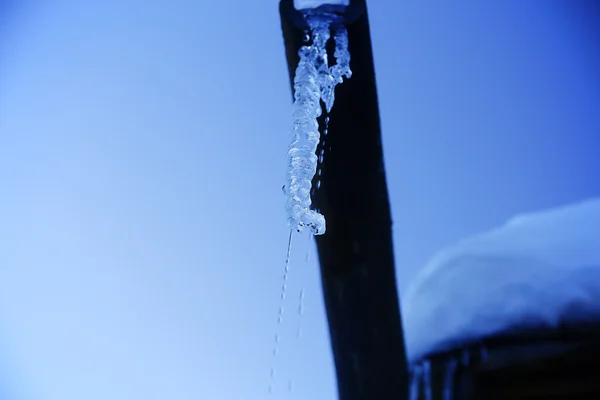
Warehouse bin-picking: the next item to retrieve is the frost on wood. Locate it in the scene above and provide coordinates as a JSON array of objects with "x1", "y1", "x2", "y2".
[
  {"x1": 402, "y1": 198, "x2": 600, "y2": 363},
  {"x1": 284, "y1": 14, "x2": 351, "y2": 235}
]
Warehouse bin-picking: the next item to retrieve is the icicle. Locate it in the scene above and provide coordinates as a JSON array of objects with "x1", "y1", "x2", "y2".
[
  {"x1": 423, "y1": 360, "x2": 433, "y2": 400},
  {"x1": 326, "y1": 24, "x2": 351, "y2": 112},
  {"x1": 479, "y1": 345, "x2": 489, "y2": 362},
  {"x1": 285, "y1": 39, "x2": 326, "y2": 235},
  {"x1": 409, "y1": 365, "x2": 423, "y2": 400},
  {"x1": 443, "y1": 358, "x2": 458, "y2": 400},
  {"x1": 310, "y1": 19, "x2": 335, "y2": 112},
  {"x1": 460, "y1": 349, "x2": 471, "y2": 366},
  {"x1": 284, "y1": 13, "x2": 351, "y2": 235}
]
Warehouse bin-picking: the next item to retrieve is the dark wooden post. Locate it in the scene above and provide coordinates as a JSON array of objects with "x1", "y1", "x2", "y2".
[{"x1": 279, "y1": 1, "x2": 409, "y2": 399}]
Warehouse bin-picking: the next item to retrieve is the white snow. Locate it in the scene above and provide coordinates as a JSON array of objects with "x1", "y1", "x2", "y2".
[
  {"x1": 402, "y1": 198, "x2": 600, "y2": 363},
  {"x1": 294, "y1": 0, "x2": 349, "y2": 10}
]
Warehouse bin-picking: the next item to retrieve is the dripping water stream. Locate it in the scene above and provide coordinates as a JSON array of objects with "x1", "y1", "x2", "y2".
[
  {"x1": 269, "y1": 230, "x2": 294, "y2": 394},
  {"x1": 269, "y1": 231, "x2": 313, "y2": 395}
]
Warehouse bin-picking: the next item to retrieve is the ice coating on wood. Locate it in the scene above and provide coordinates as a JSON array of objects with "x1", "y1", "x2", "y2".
[
  {"x1": 284, "y1": 15, "x2": 351, "y2": 235},
  {"x1": 402, "y1": 198, "x2": 600, "y2": 363}
]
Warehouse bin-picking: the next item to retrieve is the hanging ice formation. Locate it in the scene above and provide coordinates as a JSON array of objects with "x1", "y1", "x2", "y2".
[{"x1": 284, "y1": 13, "x2": 352, "y2": 235}]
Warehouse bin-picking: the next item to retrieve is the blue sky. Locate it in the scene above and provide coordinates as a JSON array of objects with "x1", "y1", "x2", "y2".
[{"x1": 0, "y1": 1, "x2": 598, "y2": 399}]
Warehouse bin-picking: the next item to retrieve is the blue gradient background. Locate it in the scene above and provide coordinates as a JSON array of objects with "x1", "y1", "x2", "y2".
[{"x1": 0, "y1": 0, "x2": 598, "y2": 399}]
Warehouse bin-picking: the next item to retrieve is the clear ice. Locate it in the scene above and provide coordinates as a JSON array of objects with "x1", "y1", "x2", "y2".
[{"x1": 284, "y1": 13, "x2": 351, "y2": 235}]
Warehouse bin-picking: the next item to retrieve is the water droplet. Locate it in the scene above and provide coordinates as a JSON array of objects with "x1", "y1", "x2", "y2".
[
  {"x1": 298, "y1": 290, "x2": 305, "y2": 315},
  {"x1": 306, "y1": 233, "x2": 312, "y2": 262}
]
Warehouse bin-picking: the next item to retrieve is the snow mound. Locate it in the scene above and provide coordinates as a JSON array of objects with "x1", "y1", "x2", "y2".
[{"x1": 402, "y1": 198, "x2": 600, "y2": 363}]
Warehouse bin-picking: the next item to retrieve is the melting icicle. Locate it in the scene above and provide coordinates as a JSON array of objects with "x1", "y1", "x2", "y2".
[
  {"x1": 284, "y1": 13, "x2": 351, "y2": 235},
  {"x1": 275, "y1": 8, "x2": 352, "y2": 396}
]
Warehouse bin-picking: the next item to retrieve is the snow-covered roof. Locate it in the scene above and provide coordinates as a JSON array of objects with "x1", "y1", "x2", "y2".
[
  {"x1": 293, "y1": 0, "x2": 349, "y2": 10},
  {"x1": 402, "y1": 198, "x2": 600, "y2": 363}
]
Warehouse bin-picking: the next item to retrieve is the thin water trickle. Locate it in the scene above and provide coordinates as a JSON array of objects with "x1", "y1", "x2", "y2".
[
  {"x1": 269, "y1": 230, "x2": 295, "y2": 394},
  {"x1": 306, "y1": 233, "x2": 313, "y2": 262},
  {"x1": 318, "y1": 115, "x2": 330, "y2": 164},
  {"x1": 268, "y1": 366, "x2": 276, "y2": 394}
]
